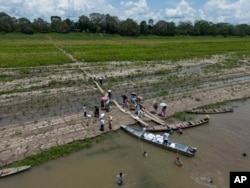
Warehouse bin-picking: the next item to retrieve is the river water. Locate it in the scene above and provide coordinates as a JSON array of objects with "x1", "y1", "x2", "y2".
[{"x1": 1, "y1": 100, "x2": 250, "y2": 188}]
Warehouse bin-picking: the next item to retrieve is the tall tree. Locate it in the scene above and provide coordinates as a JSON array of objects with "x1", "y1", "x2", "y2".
[
  {"x1": 140, "y1": 20, "x2": 149, "y2": 35},
  {"x1": 105, "y1": 14, "x2": 119, "y2": 34},
  {"x1": 193, "y1": 20, "x2": 213, "y2": 36},
  {"x1": 148, "y1": 19, "x2": 154, "y2": 28},
  {"x1": 118, "y1": 18, "x2": 139, "y2": 36},
  {"x1": 17, "y1": 17, "x2": 34, "y2": 34},
  {"x1": 148, "y1": 18, "x2": 154, "y2": 34},
  {"x1": 152, "y1": 20, "x2": 176, "y2": 36},
  {"x1": 235, "y1": 24, "x2": 250, "y2": 37},
  {"x1": 89, "y1": 13, "x2": 105, "y2": 32},
  {"x1": 50, "y1": 16, "x2": 62, "y2": 33},
  {"x1": 77, "y1": 15, "x2": 90, "y2": 32},
  {"x1": 211, "y1": 23, "x2": 231, "y2": 37},
  {"x1": 62, "y1": 18, "x2": 75, "y2": 32},
  {"x1": 177, "y1": 21, "x2": 194, "y2": 35},
  {"x1": 0, "y1": 12, "x2": 15, "y2": 33},
  {"x1": 32, "y1": 18, "x2": 50, "y2": 33}
]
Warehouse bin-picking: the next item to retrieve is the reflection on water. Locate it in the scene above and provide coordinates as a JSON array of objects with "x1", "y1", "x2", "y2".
[{"x1": 0, "y1": 100, "x2": 250, "y2": 188}]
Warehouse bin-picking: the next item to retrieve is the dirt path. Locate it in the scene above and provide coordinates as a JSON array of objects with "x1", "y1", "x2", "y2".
[{"x1": 1, "y1": 48, "x2": 250, "y2": 166}]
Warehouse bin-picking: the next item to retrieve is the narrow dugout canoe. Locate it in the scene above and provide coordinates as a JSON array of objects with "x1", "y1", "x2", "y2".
[
  {"x1": 185, "y1": 108, "x2": 233, "y2": 114},
  {"x1": 146, "y1": 117, "x2": 209, "y2": 132},
  {"x1": 0, "y1": 165, "x2": 31, "y2": 178}
]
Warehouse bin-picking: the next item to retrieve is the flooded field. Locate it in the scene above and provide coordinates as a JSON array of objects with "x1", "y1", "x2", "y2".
[{"x1": 0, "y1": 100, "x2": 249, "y2": 188}]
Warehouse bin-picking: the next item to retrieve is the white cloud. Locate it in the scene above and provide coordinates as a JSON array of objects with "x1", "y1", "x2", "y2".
[
  {"x1": 165, "y1": 0, "x2": 196, "y2": 22},
  {"x1": 203, "y1": 0, "x2": 250, "y2": 24},
  {"x1": 120, "y1": 0, "x2": 151, "y2": 20},
  {"x1": 1, "y1": 0, "x2": 114, "y2": 21},
  {"x1": 1, "y1": 0, "x2": 250, "y2": 24}
]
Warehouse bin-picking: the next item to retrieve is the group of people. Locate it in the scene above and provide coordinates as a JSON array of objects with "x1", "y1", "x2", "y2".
[
  {"x1": 82, "y1": 76, "x2": 115, "y2": 132},
  {"x1": 153, "y1": 101, "x2": 167, "y2": 117},
  {"x1": 92, "y1": 75, "x2": 103, "y2": 85},
  {"x1": 99, "y1": 113, "x2": 113, "y2": 131},
  {"x1": 135, "y1": 103, "x2": 145, "y2": 118},
  {"x1": 82, "y1": 92, "x2": 113, "y2": 132},
  {"x1": 121, "y1": 93, "x2": 146, "y2": 118},
  {"x1": 89, "y1": 76, "x2": 183, "y2": 186}
]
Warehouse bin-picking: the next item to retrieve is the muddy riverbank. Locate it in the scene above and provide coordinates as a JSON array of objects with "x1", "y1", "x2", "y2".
[{"x1": 1, "y1": 54, "x2": 250, "y2": 166}]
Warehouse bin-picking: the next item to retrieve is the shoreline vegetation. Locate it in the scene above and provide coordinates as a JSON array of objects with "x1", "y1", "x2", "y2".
[
  {"x1": 1, "y1": 12, "x2": 250, "y2": 37},
  {"x1": 1, "y1": 34, "x2": 250, "y2": 168},
  {"x1": 5, "y1": 139, "x2": 92, "y2": 168}
]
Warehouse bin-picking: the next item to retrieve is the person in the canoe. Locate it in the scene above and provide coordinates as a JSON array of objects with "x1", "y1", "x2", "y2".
[
  {"x1": 141, "y1": 127, "x2": 147, "y2": 137},
  {"x1": 163, "y1": 132, "x2": 169, "y2": 145},
  {"x1": 188, "y1": 147, "x2": 197, "y2": 153},
  {"x1": 116, "y1": 172, "x2": 127, "y2": 186}
]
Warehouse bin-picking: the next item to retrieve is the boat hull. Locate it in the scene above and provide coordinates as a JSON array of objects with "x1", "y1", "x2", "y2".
[
  {"x1": 0, "y1": 165, "x2": 31, "y2": 178},
  {"x1": 121, "y1": 125, "x2": 195, "y2": 157},
  {"x1": 146, "y1": 118, "x2": 209, "y2": 132},
  {"x1": 186, "y1": 108, "x2": 233, "y2": 114}
]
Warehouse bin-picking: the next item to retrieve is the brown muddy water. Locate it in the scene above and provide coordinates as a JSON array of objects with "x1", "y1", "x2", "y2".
[{"x1": 1, "y1": 100, "x2": 250, "y2": 188}]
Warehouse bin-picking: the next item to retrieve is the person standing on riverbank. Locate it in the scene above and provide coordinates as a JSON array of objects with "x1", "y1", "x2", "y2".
[
  {"x1": 100, "y1": 113, "x2": 105, "y2": 131},
  {"x1": 100, "y1": 118, "x2": 105, "y2": 131},
  {"x1": 83, "y1": 105, "x2": 87, "y2": 117},
  {"x1": 99, "y1": 77, "x2": 103, "y2": 85},
  {"x1": 94, "y1": 106, "x2": 100, "y2": 117},
  {"x1": 153, "y1": 101, "x2": 158, "y2": 114},
  {"x1": 161, "y1": 106, "x2": 167, "y2": 117},
  {"x1": 108, "y1": 115, "x2": 113, "y2": 129},
  {"x1": 108, "y1": 90, "x2": 112, "y2": 99}
]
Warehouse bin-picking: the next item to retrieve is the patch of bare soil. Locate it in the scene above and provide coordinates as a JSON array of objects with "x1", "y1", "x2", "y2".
[{"x1": 1, "y1": 54, "x2": 250, "y2": 166}]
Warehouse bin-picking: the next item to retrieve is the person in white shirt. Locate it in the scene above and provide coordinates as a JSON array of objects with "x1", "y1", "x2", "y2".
[
  {"x1": 116, "y1": 172, "x2": 127, "y2": 186},
  {"x1": 163, "y1": 133, "x2": 169, "y2": 145},
  {"x1": 100, "y1": 117, "x2": 105, "y2": 131}
]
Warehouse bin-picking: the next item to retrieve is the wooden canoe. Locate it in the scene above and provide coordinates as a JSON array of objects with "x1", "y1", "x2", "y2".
[
  {"x1": 121, "y1": 125, "x2": 196, "y2": 157},
  {"x1": 185, "y1": 107, "x2": 233, "y2": 114},
  {"x1": 146, "y1": 117, "x2": 209, "y2": 132},
  {"x1": 0, "y1": 165, "x2": 31, "y2": 178}
]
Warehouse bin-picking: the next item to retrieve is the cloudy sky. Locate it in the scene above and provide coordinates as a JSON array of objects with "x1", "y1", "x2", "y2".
[{"x1": 1, "y1": 0, "x2": 250, "y2": 24}]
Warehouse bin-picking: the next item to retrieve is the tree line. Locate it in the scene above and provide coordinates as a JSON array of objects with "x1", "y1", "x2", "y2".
[{"x1": 1, "y1": 12, "x2": 250, "y2": 37}]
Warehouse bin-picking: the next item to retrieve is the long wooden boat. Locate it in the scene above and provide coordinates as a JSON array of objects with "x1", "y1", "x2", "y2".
[
  {"x1": 121, "y1": 125, "x2": 196, "y2": 157},
  {"x1": 146, "y1": 117, "x2": 209, "y2": 132},
  {"x1": 185, "y1": 107, "x2": 233, "y2": 114},
  {"x1": 0, "y1": 165, "x2": 31, "y2": 178}
]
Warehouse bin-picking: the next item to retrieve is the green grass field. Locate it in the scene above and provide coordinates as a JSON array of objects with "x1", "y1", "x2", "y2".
[{"x1": 1, "y1": 33, "x2": 250, "y2": 67}]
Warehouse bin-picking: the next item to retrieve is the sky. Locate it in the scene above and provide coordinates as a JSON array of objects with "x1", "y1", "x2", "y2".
[{"x1": 1, "y1": 0, "x2": 250, "y2": 24}]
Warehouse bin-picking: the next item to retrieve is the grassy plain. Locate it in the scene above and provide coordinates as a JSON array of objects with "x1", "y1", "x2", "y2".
[{"x1": 0, "y1": 33, "x2": 250, "y2": 67}]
